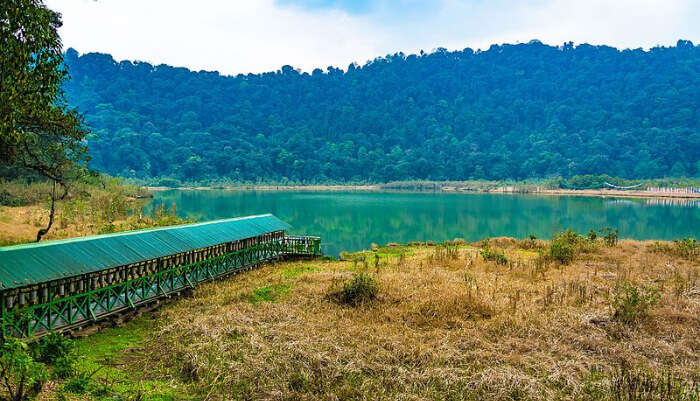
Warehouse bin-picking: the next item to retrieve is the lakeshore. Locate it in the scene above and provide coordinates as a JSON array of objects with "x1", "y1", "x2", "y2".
[{"x1": 146, "y1": 184, "x2": 700, "y2": 200}]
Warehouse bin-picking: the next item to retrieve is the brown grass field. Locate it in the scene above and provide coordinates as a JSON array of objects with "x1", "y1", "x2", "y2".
[
  {"x1": 0, "y1": 178, "x2": 189, "y2": 246},
  {"x1": 77, "y1": 237, "x2": 699, "y2": 401}
]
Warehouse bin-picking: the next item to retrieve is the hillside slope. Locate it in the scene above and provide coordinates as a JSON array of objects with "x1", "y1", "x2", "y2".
[{"x1": 63, "y1": 41, "x2": 700, "y2": 183}]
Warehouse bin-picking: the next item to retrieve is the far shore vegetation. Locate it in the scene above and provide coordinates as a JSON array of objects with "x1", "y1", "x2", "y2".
[
  {"x1": 2, "y1": 233, "x2": 697, "y2": 400},
  {"x1": 138, "y1": 174, "x2": 699, "y2": 192}
]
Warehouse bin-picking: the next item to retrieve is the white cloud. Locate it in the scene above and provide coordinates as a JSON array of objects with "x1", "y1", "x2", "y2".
[
  {"x1": 48, "y1": 0, "x2": 392, "y2": 74},
  {"x1": 378, "y1": 0, "x2": 699, "y2": 54},
  {"x1": 46, "y1": 0, "x2": 699, "y2": 75},
  {"x1": 492, "y1": 0, "x2": 697, "y2": 49}
]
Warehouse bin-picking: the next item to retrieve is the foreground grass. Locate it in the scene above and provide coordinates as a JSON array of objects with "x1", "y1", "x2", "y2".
[
  {"x1": 42, "y1": 238, "x2": 699, "y2": 400},
  {"x1": 68, "y1": 319, "x2": 196, "y2": 401}
]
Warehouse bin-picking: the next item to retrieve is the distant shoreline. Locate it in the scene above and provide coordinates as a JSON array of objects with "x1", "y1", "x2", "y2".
[
  {"x1": 535, "y1": 188, "x2": 699, "y2": 199},
  {"x1": 145, "y1": 185, "x2": 700, "y2": 199},
  {"x1": 146, "y1": 184, "x2": 381, "y2": 192}
]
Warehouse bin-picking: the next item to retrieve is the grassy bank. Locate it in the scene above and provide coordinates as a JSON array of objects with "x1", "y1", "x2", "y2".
[
  {"x1": 25, "y1": 235, "x2": 699, "y2": 400},
  {"x1": 0, "y1": 176, "x2": 191, "y2": 246}
]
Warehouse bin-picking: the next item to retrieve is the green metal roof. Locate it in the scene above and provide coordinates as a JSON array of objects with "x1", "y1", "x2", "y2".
[{"x1": 0, "y1": 214, "x2": 291, "y2": 290}]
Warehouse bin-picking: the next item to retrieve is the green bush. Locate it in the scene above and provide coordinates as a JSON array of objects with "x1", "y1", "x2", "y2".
[
  {"x1": 97, "y1": 222, "x2": 117, "y2": 234},
  {"x1": 34, "y1": 333, "x2": 77, "y2": 380},
  {"x1": 479, "y1": 239, "x2": 508, "y2": 265},
  {"x1": 480, "y1": 247, "x2": 508, "y2": 265},
  {"x1": 550, "y1": 240, "x2": 575, "y2": 264},
  {"x1": 63, "y1": 371, "x2": 92, "y2": 394},
  {"x1": 51, "y1": 357, "x2": 76, "y2": 380},
  {"x1": 36, "y1": 332, "x2": 74, "y2": 364},
  {"x1": 549, "y1": 230, "x2": 584, "y2": 264},
  {"x1": 674, "y1": 238, "x2": 698, "y2": 260},
  {"x1": 612, "y1": 282, "x2": 660, "y2": 325},
  {"x1": 649, "y1": 238, "x2": 698, "y2": 261},
  {"x1": 337, "y1": 272, "x2": 378, "y2": 306},
  {"x1": 0, "y1": 338, "x2": 48, "y2": 401},
  {"x1": 0, "y1": 190, "x2": 27, "y2": 207},
  {"x1": 587, "y1": 229, "x2": 597, "y2": 241},
  {"x1": 0, "y1": 180, "x2": 52, "y2": 206},
  {"x1": 600, "y1": 227, "x2": 619, "y2": 246}
]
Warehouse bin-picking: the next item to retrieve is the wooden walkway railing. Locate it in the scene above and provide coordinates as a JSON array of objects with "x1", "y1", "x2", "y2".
[{"x1": 1, "y1": 236, "x2": 321, "y2": 338}]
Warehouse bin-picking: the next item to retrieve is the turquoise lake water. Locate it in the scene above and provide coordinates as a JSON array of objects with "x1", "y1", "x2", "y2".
[{"x1": 151, "y1": 190, "x2": 699, "y2": 256}]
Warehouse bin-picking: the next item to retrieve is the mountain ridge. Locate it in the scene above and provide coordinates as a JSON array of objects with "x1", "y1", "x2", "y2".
[{"x1": 62, "y1": 40, "x2": 700, "y2": 183}]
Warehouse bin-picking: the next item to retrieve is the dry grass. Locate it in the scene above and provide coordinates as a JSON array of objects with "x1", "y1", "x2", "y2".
[
  {"x1": 117, "y1": 239, "x2": 700, "y2": 400},
  {"x1": 0, "y1": 178, "x2": 190, "y2": 246}
]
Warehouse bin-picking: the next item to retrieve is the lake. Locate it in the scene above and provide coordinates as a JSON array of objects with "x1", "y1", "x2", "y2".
[{"x1": 150, "y1": 190, "x2": 699, "y2": 256}]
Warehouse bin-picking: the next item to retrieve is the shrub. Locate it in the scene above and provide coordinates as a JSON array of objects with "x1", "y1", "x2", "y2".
[
  {"x1": 550, "y1": 240, "x2": 575, "y2": 264},
  {"x1": 549, "y1": 229, "x2": 585, "y2": 264},
  {"x1": 479, "y1": 239, "x2": 508, "y2": 265},
  {"x1": 674, "y1": 238, "x2": 698, "y2": 260},
  {"x1": 337, "y1": 272, "x2": 378, "y2": 306},
  {"x1": 600, "y1": 227, "x2": 619, "y2": 246},
  {"x1": 0, "y1": 180, "x2": 52, "y2": 206},
  {"x1": 97, "y1": 222, "x2": 117, "y2": 234},
  {"x1": 0, "y1": 338, "x2": 48, "y2": 401},
  {"x1": 63, "y1": 371, "x2": 92, "y2": 394},
  {"x1": 0, "y1": 190, "x2": 27, "y2": 207},
  {"x1": 34, "y1": 333, "x2": 76, "y2": 380},
  {"x1": 481, "y1": 248, "x2": 508, "y2": 265},
  {"x1": 612, "y1": 282, "x2": 660, "y2": 325},
  {"x1": 36, "y1": 332, "x2": 74, "y2": 364},
  {"x1": 587, "y1": 229, "x2": 597, "y2": 241},
  {"x1": 52, "y1": 357, "x2": 76, "y2": 380},
  {"x1": 648, "y1": 238, "x2": 698, "y2": 261}
]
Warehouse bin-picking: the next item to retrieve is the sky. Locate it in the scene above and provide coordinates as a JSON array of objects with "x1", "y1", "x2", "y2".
[{"x1": 46, "y1": 0, "x2": 700, "y2": 75}]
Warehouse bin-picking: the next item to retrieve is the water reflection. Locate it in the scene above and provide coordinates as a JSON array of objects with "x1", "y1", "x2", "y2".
[{"x1": 149, "y1": 191, "x2": 700, "y2": 256}]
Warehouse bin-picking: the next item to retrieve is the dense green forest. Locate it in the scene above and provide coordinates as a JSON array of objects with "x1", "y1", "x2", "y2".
[{"x1": 62, "y1": 40, "x2": 699, "y2": 184}]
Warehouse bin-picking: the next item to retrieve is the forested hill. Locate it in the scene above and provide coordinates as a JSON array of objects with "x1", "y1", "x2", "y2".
[{"x1": 62, "y1": 41, "x2": 700, "y2": 184}]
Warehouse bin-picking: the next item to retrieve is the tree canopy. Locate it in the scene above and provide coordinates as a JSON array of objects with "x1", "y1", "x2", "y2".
[
  {"x1": 62, "y1": 40, "x2": 699, "y2": 184},
  {"x1": 0, "y1": 0, "x2": 88, "y2": 180},
  {"x1": 1, "y1": 0, "x2": 89, "y2": 241}
]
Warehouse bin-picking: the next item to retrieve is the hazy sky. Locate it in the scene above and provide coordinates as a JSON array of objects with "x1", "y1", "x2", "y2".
[{"x1": 46, "y1": 0, "x2": 700, "y2": 75}]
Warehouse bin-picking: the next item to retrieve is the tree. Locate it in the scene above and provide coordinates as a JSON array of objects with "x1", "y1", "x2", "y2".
[
  {"x1": 1, "y1": 0, "x2": 89, "y2": 240},
  {"x1": 0, "y1": 338, "x2": 48, "y2": 401}
]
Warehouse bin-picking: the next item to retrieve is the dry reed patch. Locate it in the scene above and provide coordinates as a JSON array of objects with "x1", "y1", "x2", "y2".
[{"x1": 138, "y1": 240, "x2": 699, "y2": 400}]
